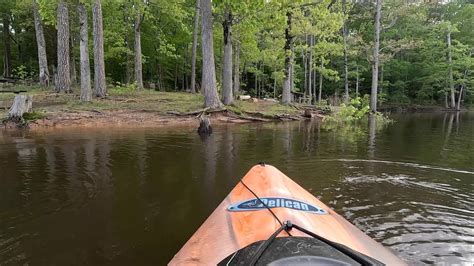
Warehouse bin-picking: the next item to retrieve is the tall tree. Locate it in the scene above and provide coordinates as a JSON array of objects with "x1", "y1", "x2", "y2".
[
  {"x1": 32, "y1": 0, "x2": 49, "y2": 86},
  {"x1": 221, "y1": 6, "x2": 233, "y2": 105},
  {"x1": 78, "y1": 3, "x2": 91, "y2": 102},
  {"x1": 93, "y1": 0, "x2": 106, "y2": 97},
  {"x1": 56, "y1": 0, "x2": 71, "y2": 93},
  {"x1": 342, "y1": 0, "x2": 349, "y2": 103},
  {"x1": 370, "y1": 0, "x2": 382, "y2": 113},
  {"x1": 2, "y1": 15, "x2": 12, "y2": 77},
  {"x1": 446, "y1": 27, "x2": 455, "y2": 109},
  {"x1": 134, "y1": 6, "x2": 144, "y2": 89},
  {"x1": 200, "y1": 0, "x2": 222, "y2": 108},
  {"x1": 282, "y1": 10, "x2": 293, "y2": 104},
  {"x1": 190, "y1": 0, "x2": 200, "y2": 93}
]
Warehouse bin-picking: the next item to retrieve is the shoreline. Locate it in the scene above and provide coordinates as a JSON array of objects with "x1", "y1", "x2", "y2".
[{"x1": 1, "y1": 108, "x2": 320, "y2": 131}]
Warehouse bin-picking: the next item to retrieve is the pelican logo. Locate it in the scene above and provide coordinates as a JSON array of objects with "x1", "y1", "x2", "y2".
[{"x1": 227, "y1": 197, "x2": 327, "y2": 214}]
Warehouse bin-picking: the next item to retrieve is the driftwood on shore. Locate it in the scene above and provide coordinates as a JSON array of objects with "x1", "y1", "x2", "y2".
[{"x1": 8, "y1": 94, "x2": 33, "y2": 121}]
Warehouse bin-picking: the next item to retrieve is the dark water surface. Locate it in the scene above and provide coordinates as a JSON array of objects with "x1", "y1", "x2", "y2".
[{"x1": 1, "y1": 112, "x2": 473, "y2": 265}]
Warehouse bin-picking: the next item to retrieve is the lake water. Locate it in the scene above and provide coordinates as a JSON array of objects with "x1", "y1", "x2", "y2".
[{"x1": 1, "y1": 112, "x2": 473, "y2": 265}]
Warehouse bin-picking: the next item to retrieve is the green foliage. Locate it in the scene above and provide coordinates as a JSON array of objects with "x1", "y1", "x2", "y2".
[
  {"x1": 12, "y1": 65, "x2": 29, "y2": 80},
  {"x1": 110, "y1": 82, "x2": 138, "y2": 95},
  {"x1": 22, "y1": 111, "x2": 46, "y2": 121}
]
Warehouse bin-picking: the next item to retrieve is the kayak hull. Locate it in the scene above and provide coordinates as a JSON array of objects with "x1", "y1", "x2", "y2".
[{"x1": 169, "y1": 164, "x2": 404, "y2": 265}]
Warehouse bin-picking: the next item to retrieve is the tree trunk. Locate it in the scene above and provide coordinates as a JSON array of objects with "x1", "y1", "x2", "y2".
[
  {"x1": 8, "y1": 94, "x2": 32, "y2": 121},
  {"x1": 93, "y1": 0, "x2": 106, "y2": 97},
  {"x1": 200, "y1": 0, "x2": 222, "y2": 108},
  {"x1": 355, "y1": 64, "x2": 359, "y2": 97},
  {"x1": 318, "y1": 59, "x2": 323, "y2": 103},
  {"x1": 343, "y1": 0, "x2": 349, "y2": 104},
  {"x1": 233, "y1": 38, "x2": 240, "y2": 96},
  {"x1": 134, "y1": 11, "x2": 144, "y2": 89},
  {"x1": 380, "y1": 65, "x2": 384, "y2": 95},
  {"x1": 190, "y1": 0, "x2": 200, "y2": 93},
  {"x1": 447, "y1": 30, "x2": 455, "y2": 109},
  {"x1": 456, "y1": 85, "x2": 463, "y2": 111},
  {"x1": 56, "y1": 0, "x2": 71, "y2": 93},
  {"x1": 282, "y1": 11, "x2": 293, "y2": 104},
  {"x1": 370, "y1": 0, "x2": 381, "y2": 113},
  {"x1": 222, "y1": 8, "x2": 233, "y2": 105},
  {"x1": 444, "y1": 92, "x2": 448, "y2": 109},
  {"x1": 78, "y1": 3, "x2": 91, "y2": 103},
  {"x1": 70, "y1": 33, "x2": 77, "y2": 85},
  {"x1": 308, "y1": 35, "x2": 313, "y2": 103},
  {"x1": 303, "y1": 36, "x2": 307, "y2": 97},
  {"x1": 33, "y1": 1, "x2": 50, "y2": 86},
  {"x1": 2, "y1": 15, "x2": 11, "y2": 78},
  {"x1": 125, "y1": 40, "x2": 131, "y2": 84}
]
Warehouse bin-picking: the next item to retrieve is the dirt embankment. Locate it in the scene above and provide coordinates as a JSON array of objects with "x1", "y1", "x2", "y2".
[{"x1": 1, "y1": 90, "x2": 326, "y2": 131}]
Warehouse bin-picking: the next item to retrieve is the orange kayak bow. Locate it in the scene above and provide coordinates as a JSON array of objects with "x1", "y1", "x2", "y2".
[{"x1": 170, "y1": 164, "x2": 405, "y2": 265}]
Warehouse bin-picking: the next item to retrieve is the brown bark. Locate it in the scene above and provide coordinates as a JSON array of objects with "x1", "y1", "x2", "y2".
[
  {"x1": 56, "y1": 0, "x2": 71, "y2": 93},
  {"x1": 190, "y1": 0, "x2": 200, "y2": 93},
  {"x1": 93, "y1": 0, "x2": 106, "y2": 97},
  {"x1": 370, "y1": 0, "x2": 381, "y2": 112},
  {"x1": 32, "y1": 0, "x2": 50, "y2": 86},
  {"x1": 78, "y1": 3, "x2": 91, "y2": 102},
  {"x1": 200, "y1": 0, "x2": 222, "y2": 108}
]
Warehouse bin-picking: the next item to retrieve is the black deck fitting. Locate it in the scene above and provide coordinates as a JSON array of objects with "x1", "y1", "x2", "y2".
[{"x1": 258, "y1": 162, "x2": 266, "y2": 166}]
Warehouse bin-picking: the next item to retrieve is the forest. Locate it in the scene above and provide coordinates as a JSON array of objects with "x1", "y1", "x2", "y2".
[{"x1": 0, "y1": 0, "x2": 473, "y2": 113}]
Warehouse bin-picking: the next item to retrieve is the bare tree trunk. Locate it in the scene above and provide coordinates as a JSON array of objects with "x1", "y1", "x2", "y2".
[
  {"x1": 318, "y1": 59, "x2": 323, "y2": 103},
  {"x1": 303, "y1": 35, "x2": 307, "y2": 97},
  {"x1": 70, "y1": 33, "x2": 77, "y2": 85},
  {"x1": 222, "y1": 8, "x2": 233, "y2": 105},
  {"x1": 2, "y1": 15, "x2": 11, "y2": 78},
  {"x1": 125, "y1": 40, "x2": 131, "y2": 84},
  {"x1": 343, "y1": 0, "x2": 349, "y2": 104},
  {"x1": 355, "y1": 64, "x2": 359, "y2": 97},
  {"x1": 447, "y1": 30, "x2": 455, "y2": 109},
  {"x1": 308, "y1": 35, "x2": 313, "y2": 103},
  {"x1": 8, "y1": 95, "x2": 33, "y2": 121},
  {"x1": 93, "y1": 0, "x2": 106, "y2": 97},
  {"x1": 134, "y1": 11, "x2": 144, "y2": 89},
  {"x1": 78, "y1": 3, "x2": 91, "y2": 102},
  {"x1": 190, "y1": 0, "x2": 200, "y2": 93},
  {"x1": 32, "y1": 1, "x2": 50, "y2": 86},
  {"x1": 282, "y1": 11, "x2": 293, "y2": 104},
  {"x1": 200, "y1": 0, "x2": 222, "y2": 108},
  {"x1": 380, "y1": 65, "x2": 384, "y2": 95},
  {"x1": 56, "y1": 0, "x2": 71, "y2": 93},
  {"x1": 370, "y1": 0, "x2": 381, "y2": 113},
  {"x1": 444, "y1": 92, "x2": 448, "y2": 109},
  {"x1": 233, "y1": 38, "x2": 240, "y2": 96}
]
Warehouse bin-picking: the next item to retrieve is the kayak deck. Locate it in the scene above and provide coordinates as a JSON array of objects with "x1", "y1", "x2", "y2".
[{"x1": 169, "y1": 164, "x2": 404, "y2": 265}]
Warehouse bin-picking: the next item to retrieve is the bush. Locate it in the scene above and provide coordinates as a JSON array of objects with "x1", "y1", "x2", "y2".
[
  {"x1": 110, "y1": 82, "x2": 138, "y2": 94},
  {"x1": 325, "y1": 95, "x2": 392, "y2": 124}
]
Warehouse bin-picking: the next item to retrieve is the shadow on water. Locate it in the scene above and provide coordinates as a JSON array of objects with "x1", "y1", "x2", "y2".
[{"x1": 0, "y1": 112, "x2": 473, "y2": 265}]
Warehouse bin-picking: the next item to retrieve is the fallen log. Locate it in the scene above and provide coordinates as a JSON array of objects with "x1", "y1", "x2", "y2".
[{"x1": 8, "y1": 94, "x2": 33, "y2": 121}]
